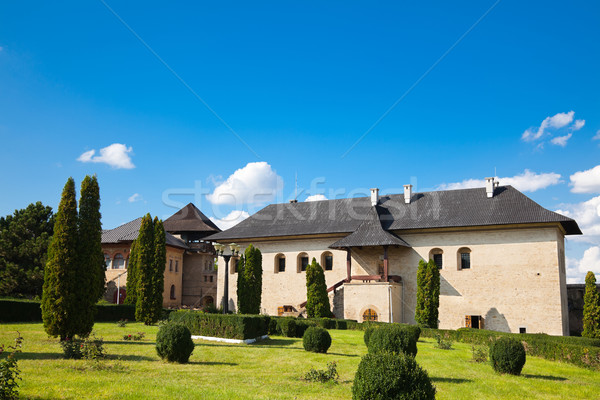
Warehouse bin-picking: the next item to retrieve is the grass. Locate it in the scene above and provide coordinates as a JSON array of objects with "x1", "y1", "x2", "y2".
[{"x1": 1, "y1": 323, "x2": 600, "y2": 399}]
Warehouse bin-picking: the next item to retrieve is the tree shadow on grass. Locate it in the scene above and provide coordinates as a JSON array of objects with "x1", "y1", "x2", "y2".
[
  {"x1": 104, "y1": 340, "x2": 156, "y2": 346},
  {"x1": 430, "y1": 377, "x2": 473, "y2": 384},
  {"x1": 522, "y1": 374, "x2": 567, "y2": 381},
  {"x1": 15, "y1": 352, "x2": 63, "y2": 360},
  {"x1": 105, "y1": 354, "x2": 155, "y2": 361},
  {"x1": 187, "y1": 361, "x2": 238, "y2": 366},
  {"x1": 326, "y1": 352, "x2": 359, "y2": 358}
]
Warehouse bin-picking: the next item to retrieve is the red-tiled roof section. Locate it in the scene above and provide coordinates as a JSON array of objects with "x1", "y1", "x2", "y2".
[{"x1": 163, "y1": 203, "x2": 221, "y2": 233}]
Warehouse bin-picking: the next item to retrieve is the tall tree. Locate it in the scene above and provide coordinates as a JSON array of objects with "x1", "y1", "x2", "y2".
[
  {"x1": 0, "y1": 202, "x2": 54, "y2": 297},
  {"x1": 415, "y1": 259, "x2": 440, "y2": 328},
  {"x1": 150, "y1": 218, "x2": 166, "y2": 322},
  {"x1": 135, "y1": 214, "x2": 156, "y2": 324},
  {"x1": 41, "y1": 178, "x2": 80, "y2": 340},
  {"x1": 236, "y1": 254, "x2": 247, "y2": 313},
  {"x1": 582, "y1": 271, "x2": 600, "y2": 338},
  {"x1": 238, "y1": 245, "x2": 262, "y2": 314},
  {"x1": 78, "y1": 175, "x2": 105, "y2": 303},
  {"x1": 305, "y1": 258, "x2": 331, "y2": 318},
  {"x1": 124, "y1": 239, "x2": 139, "y2": 305}
]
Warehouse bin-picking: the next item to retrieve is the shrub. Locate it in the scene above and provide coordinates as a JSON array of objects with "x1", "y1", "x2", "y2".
[
  {"x1": 0, "y1": 299, "x2": 41, "y2": 322},
  {"x1": 277, "y1": 318, "x2": 297, "y2": 338},
  {"x1": 169, "y1": 310, "x2": 269, "y2": 340},
  {"x1": 434, "y1": 333, "x2": 453, "y2": 350},
  {"x1": 303, "y1": 327, "x2": 332, "y2": 353},
  {"x1": 268, "y1": 317, "x2": 279, "y2": 335},
  {"x1": 60, "y1": 334, "x2": 105, "y2": 360},
  {"x1": 363, "y1": 326, "x2": 377, "y2": 346},
  {"x1": 0, "y1": 333, "x2": 23, "y2": 400},
  {"x1": 116, "y1": 319, "x2": 128, "y2": 328},
  {"x1": 295, "y1": 320, "x2": 313, "y2": 338},
  {"x1": 471, "y1": 345, "x2": 488, "y2": 363},
  {"x1": 304, "y1": 362, "x2": 339, "y2": 383},
  {"x1": 352, "y1": 352, "x2": 436, "y2": 400},
  {"x1": 123, "y1": 332, "x2": 145, "y2": 341},
  {"x1": 489, "y1": 337, "x2": 526, "y2": 375},
  {"x1": 367, "y1": 325, "x2": 418, "y2": 357},
  {"x1": 156, "y1": 323, "x2": 195, "y2": 363}
]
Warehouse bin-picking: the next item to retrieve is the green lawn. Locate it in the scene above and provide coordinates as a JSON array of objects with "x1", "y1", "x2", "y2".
[{"x1": 1, "y1": 322, "x2": 599, "y2": 399}]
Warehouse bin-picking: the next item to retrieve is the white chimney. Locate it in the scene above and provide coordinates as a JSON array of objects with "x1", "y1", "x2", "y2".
[
  {"x1": 404, "y1": 184, "x2": 412, "y2": 204},
  {"x1": 370, "y1": 188, "x2": 379, "y2": 206},
  {"x1": 485, "y1": 177, "x2": 495, "y2": 198}
]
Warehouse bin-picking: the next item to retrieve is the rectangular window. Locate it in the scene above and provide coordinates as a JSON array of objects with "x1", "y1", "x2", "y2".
[
  {"x1": 203, "y1": 276, "x2": 207, "y2": 282},
  {"x1": 519, "y1": 327, "x2": 527, "y2": 334},
  {"x1": 169, "y1": 259, "x2": 173, "y2": 271},
  {"x1": 301, "y1": 256, "x2": 309, "y2": 272},
  {"x1": 175, "y1": 260, "x2": 179, "y2": 272},
  {"x1": 278, "y1": 257, "x2": 286, "y2": 272},
  {"x1": 460, "y1": 253, "x2": 470, "y2": 269},
  {"x1": 234, "y1": 259, "x2": 239, "y2": 273},
  {"x1": 209, "y1": 276, "x2": 213, "y2": 283},
  {"x1": 433, "y1": 254, "x2": 443, "y2": 269},
  {"x1": 325, "y1": 255, "x2": 333, "y2": 271}
]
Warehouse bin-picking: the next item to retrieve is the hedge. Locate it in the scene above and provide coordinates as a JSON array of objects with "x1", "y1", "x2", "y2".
[
  {"x1": 169, "y1": 310, "x2": 269, "y2": 340},
  {"x1": 421, "y1": 327, "x2": 600, "y2": 370},
  {"x1": 0, "y1": 299, "x2": 136, "y2": 323}
]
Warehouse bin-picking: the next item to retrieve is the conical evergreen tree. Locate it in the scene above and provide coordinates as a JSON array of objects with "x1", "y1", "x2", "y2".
[
  {"x1": 236, "y1": 254, "x2": 247, "y2": 313},
  {"x1": 241, "y1": 245, "x2": 262, "y2": 314},
  {"x1": 124, "y1": 239, "x2": 139, "y2": 305},
  {"x1": 79, "y1": 175, "x2": 105, "y2": 303},
  {"x1": 150, "y1": 218, "x2": 166, "y2": 323},
  {"x1": 76, "y1": 175, "x2": 104, "y2": 335},
  {"x1": 42, "y1": 178, "x2": 80, "y2": 340},
  {"x1": 135, "y1": 214, "x2": 156, "y2": 324},
  {"x1": 415, "y1": 259, "x2": 427, "y2": 326},
  {"x1": 305, "y1": 257, "x2": 331, "y2": 318},
  {"x1": 582, "y1": 271, "x2": 600, "y2": 338},
  {"x1": 415, "y1": 259, "x2": 441, "y2": 328},
  {"x1": 427, "y1": 259, "x2": 440, "y2": 328}
]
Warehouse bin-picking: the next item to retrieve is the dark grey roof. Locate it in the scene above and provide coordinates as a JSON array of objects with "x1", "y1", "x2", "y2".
[
  {"x1": 330, "y1": 206, "x2": 411, "y2": 248},
  {"x1": 206, "y1": 186, "x2": 581, "y2": 241},
  {"x1": 163, "y1": 203, "x2": 221, "y2": 234},
  {"x1": 102, "y1": 217, "x2": 188, "y2": 249}
]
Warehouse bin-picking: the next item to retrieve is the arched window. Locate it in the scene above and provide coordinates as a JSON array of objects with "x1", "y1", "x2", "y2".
[
  {"x1": 429, "y1": 248, "x2": 443, "y2": 270},
  {"x1": 104, "y1": 254, "x2": 111, "y2": 269},
  {"x1": 170, "y1": 285, "x2": 176, "y2": 300},
  {"x1": 297, "y1": 252, "x2": 309, "y2": 273},
  {"x1": 321, "y1": 251, "x2": 333, "y2": 271},
  {"x1": 113, "y1": 254, "x2": 125, "y2": 269},
  {"x1": 458, "y1": 247, "x2": 471, "y2": 270},
  {"x1": 362, "y1": 308, "x2": 378, "y2": 322},
  {"x1": 275, "y1": 254, "x2": 285, "y2": 273}
]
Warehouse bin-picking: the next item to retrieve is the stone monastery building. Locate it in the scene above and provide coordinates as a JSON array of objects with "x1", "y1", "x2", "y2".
[
  {"x1": 208, "y1": 178, "x2": 581, "y2": 336},
  {"x1": 101, "y1": 203, "x2": 220, "y2": 308}
]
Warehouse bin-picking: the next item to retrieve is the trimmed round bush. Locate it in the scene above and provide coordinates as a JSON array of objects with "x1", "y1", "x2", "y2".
[
  {"x1": 352, "y1": 352, "x2": 436, "y2": 400},
  {"x1": 303, "y1": 326, "x2": 332, "y2": 353},
  {"x1": 364, "y1": 326, "x2": 377, "y2": 346},
  {"x1": 156, "y1": 323, "x2": 195, "y2": 363},
  {"x1": 295, "y1": 320, "x2": 313, "y2": 338},
  {"x1": 367, "y1": 325, "x2": 418, "y2": 357},
  {"x1": 489, "y1": 337, "x2": 526, "y2": 375}
]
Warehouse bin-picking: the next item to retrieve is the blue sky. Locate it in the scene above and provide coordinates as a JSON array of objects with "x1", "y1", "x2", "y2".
[{"x1": 1, "y1": 1, "x2": 599, "y2": 282}]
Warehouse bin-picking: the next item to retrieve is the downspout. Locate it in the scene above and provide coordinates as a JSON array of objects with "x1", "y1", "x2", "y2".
[{"x1": 388, "y1": 284, "x2": 393, "y2": 323}]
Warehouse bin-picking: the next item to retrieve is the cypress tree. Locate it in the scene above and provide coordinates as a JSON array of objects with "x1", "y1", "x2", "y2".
[
  {"x1": 42, "y1": 178, "x2": 80, "y2": 340},
  {"x1": 582, "y1": 271, "x2": 600, "y2": 338},
  {"x1": 124, "y1": 239, "x2": 139, "y2": 305},
  {"x1": 305, "y1": 258, "x2": 331, "y2": 318},
  {"x1": 135, "y1": 214, "x2": 156, "y2": 324},
  {"x1": 244, "y1": 245, "x2": 262, "y2": 314},
  {"x1": 415, "y1": 259, "x2": 440, "y2": 328},
  {"x1": 236, "y1": 254, "x2": 247, "y2": 313},
  {"x1": 151, "y1": 218, "x2": 166, "y2": 322},
  {"x1": 77, "y1": 175, "x2": 104, "y2": 335}
]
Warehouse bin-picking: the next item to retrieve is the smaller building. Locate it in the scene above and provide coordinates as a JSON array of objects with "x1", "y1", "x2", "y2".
[
  {"x1": 101, "y1": 203, "x2": 220, "y2": 308},
  {"x1": 567, "y1": 283, "x2": 600, "y2": 336}
]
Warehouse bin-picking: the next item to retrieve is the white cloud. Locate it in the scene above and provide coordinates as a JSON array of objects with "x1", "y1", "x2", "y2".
[
  {"x1": 207, "y1": 162, "x2": 283, "y2": 205},
  {"x1": 522, "y1": 111, "x2": 574, "y2": 142},
  {"x1": 573, "y1": 119, "x2": 585, "y2": 131},
  {"x1": 437, "y1": 170, "x2": 561, "y2": 192},
  {"x1": 305, "y1": 194, "x2": 328, "y2": 202},
  {"x1": 566, "y1": 246, "x2": 600, "y2": 283},
  {"x1": 128, "y1": 193, "x2": 142, "y2": 203},
  {"x1": 550, "y1": 133, "x2": 572, "y2": 147},
  {"x1": 210, "y1": 210, "x2": 250, "y2": 230},
  {"x1": 555, "y1": 195, "x2": 600, "y2": 244},
  {"x1": 77, "y1": 143, "x2": 135, "y2": 169},
  {"x1": 593, "y1": 130, "x2": 600, "y2": 141},
  {"x1": 570, "y1": 165, "x2": 600, "y2": 194}
]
